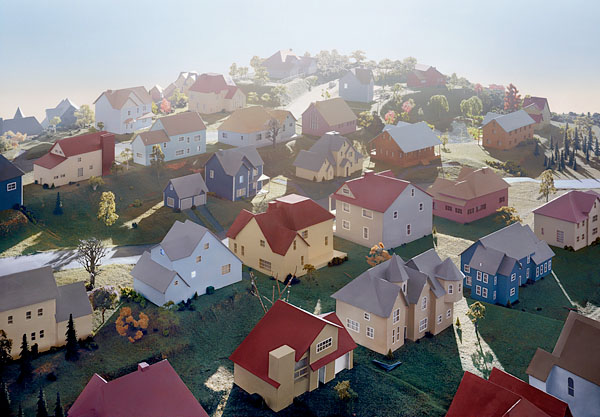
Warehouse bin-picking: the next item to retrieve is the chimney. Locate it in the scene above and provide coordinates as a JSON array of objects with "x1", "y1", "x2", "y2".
[
  {"x1": 100, "y1": 133, "x2": 115, "y2": 176},
  {"x1": 267, "y1": 201, "x2": 278, "y2": 211},
  {"x1": 364, "y1": 170, "x2": 375, "y2": 177},
  {"x1": 137, "y1": 362, "x2": 150, "y2": 372}
]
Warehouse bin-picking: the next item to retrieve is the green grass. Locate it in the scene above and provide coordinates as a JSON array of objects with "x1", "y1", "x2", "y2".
[
  {"x1": 552, "y1": 245, "x2": 600, "y2": 306},
  {"x1": 433, "y1": 213, "x2": 508, "y2": 243},
  {"x1": 24, "y1": 143, "x2": 53, "y2": 159},
  {"x1": 205, "y1": 198, "x2": 252, "y2": 230}
]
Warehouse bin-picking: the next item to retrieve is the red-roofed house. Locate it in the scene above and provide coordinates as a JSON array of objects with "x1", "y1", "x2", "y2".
[
  {"x1": 188, "y1": 73, "x2": 246, "y2": 114},
  {"x1": 447, "y1": 368, "x2": 573, "y2": 417},
  {"x1": 331, "y1": 171, "x2": 432, "y2": 248},
  {"x1": 523, "y1": 96, "x2": 551, "y2": 130},
  {"x1": 33, "y1": 131, "x2": 115, "y2": 187},
  {"x1": 229, "y1": 300, "x2": 356, "y2": 412},
  {"x1": 533, "y1": 190, "x2": 600, "y2": 250},
  {"x1": 226, "y1": 194, "x2": 342, "y2": 281},
  {"x1": 67, "y1": 359, "x2": 209, "y2": 417},
  {"x1": 93, "y1": 87, "x2": 153, "y2": 134},
  {"x1": 406, "y1": 64, "x2": 446, "y2": 88}
]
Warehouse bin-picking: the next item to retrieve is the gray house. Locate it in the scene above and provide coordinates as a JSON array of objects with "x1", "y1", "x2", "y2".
[
  {"x1": 41, "y1": 98, "x2": 79, "y2": 129},
  {"x1": 163, "y1": 172, "x2": 208, "y2": 210},
  {"x1": 0, "y1": 107, "x2": 43, "y2": 136},
  {"x1": 339, "y1": 68, "x2": 374, "y2": 103},
  {"x1": 131, "y1": 220, "x2": 242, "y2": 306}
]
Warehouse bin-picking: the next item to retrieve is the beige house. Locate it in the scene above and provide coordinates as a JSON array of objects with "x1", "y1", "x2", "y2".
[
  {"x1": 229, "y1": 300, "x2": 356, "y2": 412},
  {"x1": 533, "y1": 190, "x2": 600, "y2": 251},
  {"x1": 293, "y1": 131, "x2": 363, "y2": 182},
  {"x1": 188, "y1": 73, "x2": 245, "y2": 114},
  {"x1": 226, "y1": 194, "x2": 343, "y2": 281},
  {"x1": 33, "y1": 131, "x2": 115, "y2": 187},
  {"x1": 0, "y1": 266, "x2": 93, "y2": 358},
  {"x1": 332, "y1": 249, "x2": 463, "y2": 355}
]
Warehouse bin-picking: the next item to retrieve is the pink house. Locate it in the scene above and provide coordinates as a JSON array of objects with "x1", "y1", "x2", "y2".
[
  {"x1": 301, "y1": 98, "x2": 357, "y2": 137},
  {"x1": 428, "y1": 167, "x2": 509, "y2": 223}
]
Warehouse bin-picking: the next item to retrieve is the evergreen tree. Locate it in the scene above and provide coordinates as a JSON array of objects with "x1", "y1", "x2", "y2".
[
  {"x1": 0, "y1": 381, "x2": 10, "y2": 416},
  {"x1": 573, "y1": 157, "x2": 578, "y2": 171},
  {"x1": 551, "y1": 153, "x2": 555, "y2": 166},
  {"x1": 586, "y1": 146, "x2": 590, "y2": 162},
  {"x1": 53, "y1": 192, "x2": 63, "y2": 215},
  {"x1": 65, "y1": 314, "x2": 78, "y2": 361},
  {"x1": 543, "y1": 156, "x2": 547, "y2": 167},
  {"x1": 564, "y1": 122, "x2": 569, "y2": 147},
  {"x1": 560, "y1": 151, "x2": 565, "y2": 171},
  {"x1": 550, "y1": 135, "x2": 553, "y2": 149},
  {"x1": 573, "y1": 127, "x2": 580, "y2": 152},
  {"x1": 17, "y1": 334, "x2": 31, "y2": 383},
  {"x1": 595, "y1": 137, "x2": 599, "y2": 157},
  {"x1": 534, "y1": 142, "x2": 540, "y2": 156},
  {"x1": 36, "y1": 388, "x2": 48, "y2": 417},
  {"x1": 17, "y1": 404, "x2": 23, "y2": 417},
  {"x1": 54, "y1": 392, "x2": 64, "y2": 417},
  {"x1": 569, "y1": 151, "x2": 574, "y2": 167}
]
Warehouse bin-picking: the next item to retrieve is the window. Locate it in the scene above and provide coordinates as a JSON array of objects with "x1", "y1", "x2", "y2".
[
  {"x1": 241, "y1": 246, "x2": 245, "y2": 256},
  {"x1": 448, "y1": 284, "x2": 453, "y2": 294},
  {"x1": 510, "y1": 287, "x2": 516, "y2": 296},
  {"x1": 363, "y1": 227, "x2": 369, "y2": 239},
  {"x1": 466, "y1": 276, "x2": 472, "y2": 286},
  {"x1": 39, "y1": 330, "x2": 44, "y2": 339},
  {"x1": 222, "y1": 132, "x2": 228, "y2": 138},
  {"x1": 7, "y1": 316, "x2": 13, "y2": 324},
  {"x1": 482, "y1": 288, "x2": 488, "y2": 298},
  {"x1": 233, "y1": 243, "x2": 237, "y2": 253},
  {"x1": 421, "y1": 296, "x2": 427, "y2": 310},
  {"x1": 160, "y1": 248, "x2": 165, "y2": 256},
  {"x1": 342, "y1": 220, "x2": 350, "y2": 230},
  {"x1": 174, "y1": 280, "x2": 179, "y2": 285},
  {"x1": 544, "y1": 263, "x2": 548, "y2": 273},
  {"x1": 37, "y1": 308, "x2": 43, "y2": 317},
  {"x1": 557, "y1": 230, "x2": 564, "y2": 243},
  {"x1": 256, "y1": 133, "x2": 262, "y2": 140},
  {"x1": 346, "y1": 318, "x2": 359, "y2": 332},
  {"x1": 475, "y1": 285, "x2": 481, "y2": 296},
  {"x1": 175, "y1": 149, "x2": 184, "y2": 156},
  {"x1": 458, "y1": 283, "x2": 462, "y2": 292},
  {"x1": 419, "y1": 318, "x2": 428, "y2": 332},
  {"x1": 292, "y1": 240, "x2": 296, "y2": 250},
  {"x1": 179, "y1": 136, "x2": 184, "y2": 142},
  {"x1": 191, "y1": 271, "x2": 196, "y2": 278},
  {"x1": 477, "y1": 271, "x2": 482, "y2": 281},
  {"x1": 594, "y1": 215, "x2": 598, "y2": 222},
  {"x1": 342, "y1": 202, "x2": 350, "y2": 212},
  {"x1": 77, "y1": 167, "x2": 84, "y2": 177},
  {"x1": 6, "y1": 182, "x2": 16, "y2": 192},
  {"x1": 294, "y1": 357, "x2": 309, "y2": 379},
  {"x1": 366, "y1": 326, "x2": 374, "y2": 339},
  {"x1": 467, "y1": 208, "x2": 474, "y2": 215},
  {"x1": 499, "y1": 196, "x2": 506, "y2": 203},
  {"x1": 411, "y1": 188, "x2": 415, "y2": 197},
  {"x1": 511, "y1": 273, "x2": 516, "y2": 282},
  {"x1": 527, "y1": 269, "x2": 530, "y2": 278},
  {"x1": 236, "y1": 188, "x2": 246, "y2": 198},
  {"x1": 445, "y1": 205, "x2": 453, "y2": 211},
  {"x1": 419, "y1": 203, "x2": 424, "y2": 211},
  {"x1": 26, "y1": 311, "x2": 31, "y2": 320},
  {"x1": 342, "y1": 187, "x2": 350, "y2": 195},
  {"x1": 77, "y1": 157, "x2": 82, "y2": 162},
  {"x1": 196, "y1": 255, "x2": 202, "y2": 263},
  {"x1": 136, "y1": 152, "x2": 142, "y2": 158},
  {"x1": 300, "y1": 256, "x2": 304, "y2": 265},
  {"x1": 402, "y1": 283, "x2": 407, "y2": 293},
  {"x1": 464, "y1": 264, "x2": 470, "y2": 273},
  {"x1": 536, "y1": 266, "x2": 540, "y2": 277},
  {"x1": 166, "y1": 197, "x2": 175, "y2": 207},
  {"x1": 527, "y1": 255, "x2": 530, "y2": 264},
  {"x1": 493, "y1": 291, "x2": 496, "y2": 300},
  {"x1": 406, "y1": 224, "x2": 411, "y2": 235},
  {"x1": 302, "y1": 230, "x2": 308, "y2": 239},
  {"x1": 221, "y1": 264, "x2": 231, "y2": 275},
  {"x1": 541, "y1": 227, "x2": 544, "y2": 235},
  {"x1": 483, "y1": 273, "x2": 488, "y2": 283},
  {"x1": 393, "y1": 308, "x2": 400, "y2": 323},
  {"x1": 209, "y1": 170, "x2": 214, "y2": 179},
  {"x1": 446, "y1": 309, "x2": 451, "y2": 318},
  {"x1": 31, "y1": 332, "x2": 36, "y2": 341},
  {"x1": 594, "y1": 227, "x2": 598, "y2": 235},
  {"x1": 259, "y1": 259, "x2": 271, "y2": 271},
  {"x1": 89, "y1": 164, "x2": 93, "y2": 170},
  {"x1": 204, "y1": 243, "x2": 209, "y2": 250},
  {"x1": 238, "y1": 175, "x2": 244, "y2": 184},
  {"x1": 437, "y1": 315, "x2": 442, "y2": 324},
  {"x1": 364, "y1": 312, "x2": 370, "y2": 321},
  {"x1": 393, "y1": 211, "x2": 398, "y2": 219},
  {"x1": 316, "y1": 337, "x2": 333, "y2": 353},
  {"x1": 362, "y1": 208, "x2": 373, "y2": 219},
  {"x1": 568, "y1": 377, "x2": 574, "y2": 396},
  {"x1": 455, "y1": 208, "x2": 462, "y2": 214}
]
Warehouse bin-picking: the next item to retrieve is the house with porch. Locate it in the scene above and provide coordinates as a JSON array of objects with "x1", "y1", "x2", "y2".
[
  {"x1": 93, "y1": 86, "x2": 154, "y2": 134},
  {"x1": 523, "y1": 96, "x2": 551, "y2": 130},
  {"x1": 301, "y1": 98, "x2": 357, "y2": 137},
  {"x1": 163, "y1": 172, "x2": 208, "y2": 210},
  {"x1": 406, "y1": 64, "x2": 446, "y2": 88},
  {"x1": 0, "y1": 154, "x2": 24, "y2": 211},
  {"x1": 188, "y1": 73, "x2": 246, "y2": 114},
  {"x1": 482, "y1": 110, "x2": 536, "y2": 150},
  {"x1": 218, "y1": 106, "x2": 296, "y2": 148},
  {"x1": 339, "y1": 68, "x2": 374, "y2": 103}
]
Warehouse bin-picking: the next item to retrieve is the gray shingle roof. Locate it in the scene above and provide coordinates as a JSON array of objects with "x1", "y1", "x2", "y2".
[
  {"x1": 0, "y1": 266, "x2": 58, "y2": 313},
  {"x1": 55, "y1": 281, "x2": 93, "y2": 322},
  {"x1": 167, "y1": 173, "x2": 208, "y2": 199},
  {"x1": 212, "y1": 146, "x2": 264, "y2": 176},
  {"x1": 0, "y1": 154, "x2": 24, "y2": 182},
  {"x1": 348, "y1": 68, "x2": 374, "y2": 85},
  {"x1": 406, "y1": 248, "x2": 464, "y2": 282},
  {"x1": 293, "y1": 132, "x2": 362, "y2": 172},
  {"x1": 377, "y1": 121, "x2": 441, "y2": 153},
  {"x1": 293, "y1": 149, "x2": 328, "y2": 171},
  {"x1": 130, "y1": 251, "x2": 181, "y2": 294},
  {"x1": 0, "y1": 108, "x2": 43, "y2": 136},
  {"x1": 482, "y1": 110, "x2": 536, "y2": 132},
  {"x1": 331, "y1": 274, "x2": 403, "y2": 318},
  {"x1": 160, "y1": 220, "x2": 209, "y2": 261}
]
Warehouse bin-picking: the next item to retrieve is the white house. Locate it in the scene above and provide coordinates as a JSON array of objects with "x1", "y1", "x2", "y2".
[{"x1": 93, "y1": 86, "x2": 154, "y2": 134}]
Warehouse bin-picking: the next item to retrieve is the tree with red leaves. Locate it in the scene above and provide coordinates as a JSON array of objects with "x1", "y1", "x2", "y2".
[
  {"x1": 474, "y1": 83, "x2": 483, "y2": 95},
  {"x1": 160, "y1": 98, "x2": 171, "y2": 114},
  {"x1": 504, "y1": 83, "x2": 522, "y2": 112}
]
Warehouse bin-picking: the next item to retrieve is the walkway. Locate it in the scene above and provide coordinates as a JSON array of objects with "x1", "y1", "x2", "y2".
[
  {"x1": 503, "y1": 177, "x2": 600, "y2": 189},
  {"x1": 184, "y1": 206, "x2": 226, "y2": 239}
]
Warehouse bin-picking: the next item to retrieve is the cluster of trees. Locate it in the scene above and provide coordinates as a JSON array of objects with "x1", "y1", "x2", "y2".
[
  {"x1": 246, "y1": 85, "x2": 288, "y2": 107},
  {"x1": 544, "y1": 123, "x2": 598, "y2": 172},
  {"x1": 0, "y1": 385, "x2": 65, "y2": 417}
]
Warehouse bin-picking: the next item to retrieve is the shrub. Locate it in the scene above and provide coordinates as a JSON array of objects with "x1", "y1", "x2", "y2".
[
  {"x1": 506, "y1": 300, "x2": 512, "y2": 308},
  {"x1": 43, "y1": 183, "x2": 49, "y2": 189},
  {"x1": 385, "y1": 349, "x2": 394, "y2": 360},
  {"x1": 162, "y1": 329, "x2": 170, "y2": 337},
  {"x1": 46, "y1": 372, "x2": 57, "y2": 381},
  {"x1": 174, "y1": 208, "x2": 181, "y2": 213},
  {"x1": 131, "y1": 222, "x2": 138, "y2": 229},
  {"x1": 206, "y1": 286, "x2": 215, "y2": 295},
  {"x1": 132, "y1": 199, "x2": 142, "y2": 207},
  {"x1": 191, "y1": 205, "x2": 197, "y2": 210}
]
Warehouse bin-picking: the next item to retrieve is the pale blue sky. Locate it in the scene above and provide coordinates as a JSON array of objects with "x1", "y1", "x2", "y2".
[{"x1": 1, "y1": 0, "x2": 599, "y2": 120}]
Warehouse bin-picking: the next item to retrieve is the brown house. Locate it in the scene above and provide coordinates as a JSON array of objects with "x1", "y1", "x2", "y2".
[{"x1": 482, "y1": 110, "x2": 536, "y2": 150}]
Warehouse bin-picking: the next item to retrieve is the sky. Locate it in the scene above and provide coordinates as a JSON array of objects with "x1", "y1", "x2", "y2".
[{"x1": 1, "y1": 0, "x2": 599, "y2": 121}]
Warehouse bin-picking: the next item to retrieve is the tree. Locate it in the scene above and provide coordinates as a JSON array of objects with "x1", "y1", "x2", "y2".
[
  {"x1": 97, "y1": 121, "x2": 105, "y2": 131},
  {"x1": 89, "y1": 175, "x2": 104, "y2": 191},
  {"x1": 539, "y1": 170, "x2": 556, "y2": 202},
  {"x1": 249, "y1": 55, "x2": 263, "y2": 71},
  {"x1": 366, "y1": 243, "x2": 392, "y2": 267},
  {"x1": 151, "y1": 102, "x2": 158, "y2": 115},
  {"x1": 302, "y1": 264, "x2": 316, "y2": 282},
  {"x1": 17, "y1": 334, "x2": 31, "y2": 383},
  {"x1": 350, "y1": 50, "x2": 366, "y2": 64},
  {"x1": 247, "y1": 92, "x2": 258, "y2": 104},
  {"x1": 550, "y1": 135, "x2": 553, "y2": 149},
  {"x1": 150, "y1": 145, "x2": 165, "y2": 180},
  {"x1": 229, "y1": 62, "x2": 238, "y2": 77},
  {"x1": 253, "y1": 66, "x2": 269, "y2": 85},
  {"x1": 573, "y1": 127, "x2": 580, "y2": 152},
  {"x1": 0, "y1": 381, "x2": 10, "y2": 416},
  {"x1": 428, "y1": 95, "x2": 449, "y2": 122},
  {"x1": 460, "y1": 96, "x2": 483, "y2": 118},
  {"x1": 496, "y1": 206, "x2": 522, "y2": 225},
  {"x1": 0, "y1": 330, "x2": 12, "y2": 375},
  {"x1": 504, "y1": 83, "x2": 522, "y2": 111},
  {"x1": 440, "y1": 133, "x2": 449, "y2": 152},
  {"x1": 89, "y1": 286, "x2": 119, "y2": 324},
  {"x1": 238, "y1": 66, "x2": 249, "y2": 78},
  {"x1": 49, "y1": 116, "x2": 61, "y2": 131},
  {"x1": 76, "y1": 237, "x2": 107, "y2": 289},
  {"x1": 573, "y1": 157, "x2": 578, "y2": 171},
  {"x1": 120, "y1": 148, "x2": 132, "y2": 171},
  {"x1": 466, "y1": 301, "x2": 486, "y2": 334},
  {"x1": 53, "y1": 392, "x2": 64, "y2": 417},
  {"x1": 384, "y1": 110, "x2": 397, "y2": 125},
  {"x1": 17, "y1": 404, "x2": 22, "y2": 417},
  {"x1": 75, "y1": 104, "x2": 95, "y2": 129},
  {"x1": 160, "y1": 98, "x2": 171, "y2": 114},
  {"x1": 267, "y1": 118, "x2": 281, "y2": 148},
  {"x1": 53, "y1": 192, "x2": 63, "y2": 215},
  {"x1": 595, "y1": 137, "x2": 599, "y2": 157},
  {"x1": 270, "y1": 85, "x2": 287, "y2": 106},
  {"x1": 357, "y1": 111, "x2": 374, "y2": 129},
  {"x1": 168, "y1": 89, "x2": 188, "y2": 108},
  {"x1": 97, "y1": 191, "x2": 118, "y2": 226},
  {"x1": 260, "y1": 93, "x2": 271, "y2": 103},
  {"x1": 65, "y1": 314, "x2": 78, "y2": 361},
  {"x1": 320, "y1": 89, "x2": 331, "y2": 99},
  {"x1": 36, "y1": 388, "x2": 48, "y2": 417}
]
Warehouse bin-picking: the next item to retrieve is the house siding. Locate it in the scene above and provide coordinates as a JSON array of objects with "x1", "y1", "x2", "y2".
[
  {"x1": 483, "y1": 119, "x2": 534, "y2": 150},
  {"x1": 218, "y1": 115, "x2": 295, "y2": 148},
  {"x1": 34, "y1": 149, "x2": 104, "y2": 187},
  {"x1": 162, "y1": 183, "x2": 206, "y2": 210},
  {"x1": 370, "y1": 130, "x2": 439, "y2": 168},
  {"x1": 205, "y1": 155, "x2": 263, "y2": 201},
  {"x1": 534, "y1": 203, "x2": 600, "y2": 251},
  {"x1": 0, "y1": 174, "x2": 23, "y2": 210},
  {"x1": 301, "y1": 104, "x2": 357, "y2": 137},
  {"x1": 338, "y1": 73, "x2": 374, "y2": 103},
  {"x1": 189, "y1": 89, "x2": 246, "y2": 115},
  {"x1": 433, "y1": 188, "x2": 508, "y2": 224},
  {"x1": 535, "y1": 367, "x2": 600, "y2": 417}
]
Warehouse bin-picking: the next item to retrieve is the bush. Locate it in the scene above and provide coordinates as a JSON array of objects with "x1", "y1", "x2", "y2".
[
  {"x1": 191, "y1": 205, "x2": 197, "y2": 210},
  {"x1": 132, "y1": 199, "x2": 142, "y2": 207},
  {"x1": 43, "y1": 183, "x2": 49, "y2": 189},
  {"x1": 284, "y1": 275, "x2": 300, "y2": 285},
  {"x1": 31, "y1": 343, "x2": 39, "y2": 358},
  {"x1": 206, "y1": 286, "x2": 215, "y2": 295},
  {"x1": 249, "y1": 393, "x2": 266, "y2": 409},
  {"x1": 328, "y1": 256, "x2": 347, "y2": 267},
  {"x1": 132, "y1": 222, "x2": 138, "y2": 229},
  {"x1": 46, "y1": 372, "x2": 57, "y2": 381},
  {"x1": 385, "y1": 349, "x2": 394, "y2": 360},
  {"x1": 162, "y1": 329, "x2": 170, "y2": 337}
]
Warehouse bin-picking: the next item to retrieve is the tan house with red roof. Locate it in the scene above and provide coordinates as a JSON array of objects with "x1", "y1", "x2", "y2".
[
  {"x1": 533, "y1": 190, "x2": 600, "y2": 250},
  {"x1": 229, "y1": 300, "x2": 356, "y2": 412},
  {"x1": 331, "y1": 171, "x2": 433, "y2": 248},
  {"x1": 188, "y1": 73, "x2": 246, "y2": 114},
  {"x1": 226, "y1": 194, "x2": 342, "y2": 281},
  {"x1": 33, "y1": 131, "x2": 115, "y2": 187},
  {"x1": 93, "y1": 86, "x2": 153, "y2": 134},
  {"x1": 218, "y1": 106, "x2": 296, "y2": 148},
  {"x1": 301, "y1": 98, "x2": 357, "y2": 137},
  {"x1": 523, "y1": 96, "x2": 551, "y2": 130}
]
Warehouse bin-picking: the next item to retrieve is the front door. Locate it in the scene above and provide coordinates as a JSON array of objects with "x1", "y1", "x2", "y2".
[
  {"x1": 318, "y1": 366, "x2": 326, "y2": 384},
  {"x1": 404, "y1": 326, "x2": 407, "y2": 341}
]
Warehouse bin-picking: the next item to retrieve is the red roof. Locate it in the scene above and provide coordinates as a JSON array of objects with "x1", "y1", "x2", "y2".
[
  {"x1": 446, "y1": 369, "x2": 571, "y2": 417},
  {"x1": 189, "y1": 73, "x2": 241, "y2": 98},
  {"x1": 523, "y1": 97, "x2": 549, "y2": 112},
  {"x1": 528, "y1": 113, "x2": 544, "y2": 124},
  {"x1": 229, "y1": 300, "x2": 356, "y2": 388},
  {"x1": 35, "y1": 131, "x2": 115, "y2": 170},
  {"x1": 67, "y1": 360, "x2": 209, "y2": 417},
  {"x1": 226, "y1": 194, "x2": 334, "y2": 256},
  {"x1": 533, "y1": 190, "x2": 600, "y2": 223}
]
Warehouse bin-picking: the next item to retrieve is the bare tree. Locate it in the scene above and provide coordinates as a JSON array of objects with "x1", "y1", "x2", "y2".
[
  {"x1": 249, "y1": 271, "x2": 293, "y2": 315},
  {"x1": 267, "y1": 118, "x2": 281, "y2": 148},
  {"x1": 76, "y1": 238, "x2": 107, "y2": 289}
]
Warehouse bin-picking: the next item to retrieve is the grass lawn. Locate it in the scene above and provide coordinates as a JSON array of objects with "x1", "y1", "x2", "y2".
[{"x1": 552, "y1": 245, "x2": 600, "y2": 307}]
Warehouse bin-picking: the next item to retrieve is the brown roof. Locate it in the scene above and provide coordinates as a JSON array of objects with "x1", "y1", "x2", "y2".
[
  {"x1": 308, "y1": 98, "x2": 357, "y2": 126},
  {"x1": 218, "y1": 106, "x2": 294, "y2": 134},
  {"x1": 349, "y1": 67, "x2": 374, "y2": 85},
  {"x1": 93, "y1": 86, "x2": 153, "y2": 109},
  {"x1": 527, "y1": 312, "x2": 600, "y2": 386},
  {"x1": 428, "y1": 166, "x2": 509, "y2": 206},
  {"x1": 157, "y1": 111, "x2": 206, "y2": 136},
  {"x1": 135, "y1": 130, "x2": 170, "y2": 146}
]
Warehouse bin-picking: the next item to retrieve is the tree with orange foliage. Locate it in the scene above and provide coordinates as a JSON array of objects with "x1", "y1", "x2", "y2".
[
  {"x1": 115, "y1": 307, "x2": 149, "y2": 343},
  {"x1": 504, "y1": 83, "x2": 522, "y2": 112},
  {"x1": 160, "y1": 98, "x2": 171, "y2": 114},
  {"x1": 365, "y1": 242, "x2": 393, "y2": 267}
]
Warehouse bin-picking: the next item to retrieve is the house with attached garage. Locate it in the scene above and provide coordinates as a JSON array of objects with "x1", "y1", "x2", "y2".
[
  {"x1": 301, "y1": 98, "x2": 357, "y2": 137},
  {"x1": 482, "y1": 110, "x2": 536, "y2": 150},
  {"x1": 93, "y1": 86, "x2": 154, "y2": 134},
  {"x1": 131, "y1": 111, "x2": 206, "y2": 166},
  {"x1": 163, "y1": 172, "x2": 208, "y2": 210},
  {"x1": 293, "y1": 131, "x2": 363, "y2": 182},
  {"x1": 369, "y1": 121, "x2": 441, "y2": 168},
  {"x1": 331, "y1": 170, "x2": 433, "y2": 248},
  {"x1": 130, "y1": 220, "x2": 241, "y2": 306},
  {"x1": 188, "y1": 73, "x2": 246, "y2": 114},
  {"x1": 527, "y1": 312, "x2": 600, "y2": 417},
  {"x1": 204, "y1": 146, "x2": 267, "y2": 201},
  {"x1": 217, "y1": 106, "x2": 296, "y2": 148},
  {"x1": 0, "y1": 154, "x2": 24, "y2": 211},
  {"x1": 332, "y1": 249, "x2": 463, "y2": 355},
  {"x1": 460, "y1": 222, "x2": 555, "y2": 306},
  {"x1": 338, "y1": 67, "x2": 374, "y2": 103},
  {"x1": 229, "y1": 300, "x2": 356, "y2": 412}
]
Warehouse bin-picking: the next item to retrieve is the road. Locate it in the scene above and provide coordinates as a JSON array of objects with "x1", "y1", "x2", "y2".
[{"x1": 285, "y1": 80, "x2": 339, "y2": 120}]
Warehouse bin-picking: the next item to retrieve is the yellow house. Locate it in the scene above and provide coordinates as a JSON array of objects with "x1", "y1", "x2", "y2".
[
  {"x1": 187, "y1": 73, "x2": 246, "y2": 114},
  {"x1": 0, "y1": 266, "x2": 93, "y2": 358},
  {"x1": 229, "y1": 300, "x2": 356, "y2": 412},
  {"x1": 226, "y1": 194, "x2": 344, "y2": 281}
]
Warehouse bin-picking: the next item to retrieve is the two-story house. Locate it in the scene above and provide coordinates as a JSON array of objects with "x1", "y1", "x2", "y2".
[
  {"x1": 460, "y1": 222, "x2": 555, "y2": 306},
  {"x1": 406, "y1": 64, "x2": 446, "y2": 88},
  {"x1": 301, "y1": 98, "x2": 357, "y2": 137},
  {"x1": 33, "y1": 131, "x2": 115, "y2": 187},
  {"x1": 0, "y1": 107, "x2": 43, "y2": 137},
  {"x1": 293, "y1": 131, "x2": 363, "y2": 182},
  {"x1": 428, "y1": 166, "x2": 510, "y2": 224},
  {"x1": 226, "y1": 194, "x2": 343, "y2": 281},
  {"x1": 262, "y1": 49, "x2": 317, "y2": 80},
  {"x1": 218, "y1": 106, "x2": 296, "y2": 148},
  {"x1": 131, "y1": 111, "x2": 207, "y2": 166},
  {"x1": 533, "y1": 190, "x2": 600, "y2": 251},
  {"x1": 339, "y1": 68, "x2": 374, "y2": 103},
  {"x1": 369, "y1": 121, "x2": 441, "y2": 168},
  {"x1": 0, "y1": 266, "x2": 92, "y2": 358},
  {"x1": 93, "y1": 87, "x2": 153, "y2": 134},
  {"x1": 331, "y1": 170, "x2": 433, "y2": 248},
  {"x1": 204, "y1": 146, "x2": 267, "y2": 201},
  {"x1": 332, "y1": 249, "x2": 463, "y2": 355},
  {"x1": 188, "y1": 73, "x2": 246, "y2": 114},
  {"x1": 41, "y1": 98, "x2": 79, "y2": 130},
  {"x1": 229, "y1": 300, "x2": 356, "y2": 412},
  {"x1": 523, "y1": 96, "x2": 551, "y2": 130},
  {"x1": 0, "y1": 154, "x2": 24, "y2": 211},
  {"x1": 482, "y1": 110, "x2": 536, "y2": 150},
  {"x1": 163, "y1": 173, "x2": 208, "y2": 210},
  {"x1": 131, "y1": 220, "x2": 241, "y2": 306}
]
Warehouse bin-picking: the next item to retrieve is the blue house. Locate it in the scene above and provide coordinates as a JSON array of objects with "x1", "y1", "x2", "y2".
[
  {"x1": 131, "y1": 111, "x2": 206, "y2": 166},
  {"x1": 0, "y1": 154, "x2": 24, "y2": 211},
  {"x1": 204, "y1": 146, "x2": 267, "y2": 201},
  {"x1": 339, "y1": 68, "x2": 375, "y2": 103},
  {"x1": 163, "y1": 172, "x2": 208, "y2": 210},
  {"x1": 460, "y1": 222, "x2": 554, "y2": 306}
]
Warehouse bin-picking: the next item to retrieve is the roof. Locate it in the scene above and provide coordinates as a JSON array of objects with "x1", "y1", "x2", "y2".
[
  {"x1": 0, "y1": 154, "x2": 24, "y2": 182},
  {"x1": 0, "y1": 266, "x2": 59, "y2": 313},
  {"x1": 226, "y1": 194, "x2": 334, "y2": 256},
  {"x1": 135, "y1": 129, "x2": 170, "y2": 146},
  {"x1": 428, "y1": 166, "x2": 509, "y2": 204},
  {"x1": 263, "y1": 49, "x2": 303, "y2": 71},
  {"x1": 306, "y1": 98, "x2": 357, "y2": 126},
  {"x1": 332, "y1": 170, "x2": 415, "y2": 213},
  {"x1": 167, "y1": 172, "x2": 208, "y2": 199},
  {"x1": 156, "y1": 111, "x2": 206, "y2": 136},
  {"x1": 159, "y1": 219, "x2": 209, "y2": 261},
  {"x1": 0, "y1": 108, "x2": 43, "y2": 136},
  {"x1": 533, "y1": 190, "x2": 600, "y2": 223},
  {"x1": 407, "y1": 248, "x2": 464, "y2": 282},
  {"x1": 210, "y1": 146, "x2": 264, "y2": 176},
  {"x1": 14, "y1": 107, "x2": 24, "y2": 118},
  {"x1": 293, "y1": 132, "x2": 362, "y2": 172},
  {"x1": 34, "y1": 131, "x2": 114, "y2": 169},
  {"x1": 93, "y1": 86, "x2": 153, "y2": 109},
  {"x1": 218, "y1": 106, "x2": 294, "y2": 134},
  {"x1": 43, "y1": 98, "x2": 79, "y2": 127},
  {"x1": 55, "y1": 281, "x2": 93, "y2": 322},
  {"x1": 189, "y1": 73, "x2": 242, "y2": 100},
  {"x1": 373, "y1": 121, "x2": 441, "y2": 153},
  {"x1": 527, "y1": 312, "x2": 600, "y2": 387},
  {"x1": 414, "y1": 63, "x2": 434, "y2": 72},
  {"x1": 67, "y1": 359, "x2": 209, "y2": 417},
  {"x1": 523, "y1": 97, "x2": 549, "y2": 112},
  {"x1": 482, "y1": 110, "x2": 536, "y2": 132},
  {"x1": 130, "y1": 251, "x2": 180, "y2": 294},
  {"x1": 347, "y1": 67, "x2": 374, "y2": 85},
  {"x1": 229, "y1": 300, "x2": 356, "y2": 388}
]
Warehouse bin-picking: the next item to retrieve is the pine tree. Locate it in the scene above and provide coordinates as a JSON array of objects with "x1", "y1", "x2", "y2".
[
  {"x1": 65, "y1": 314, "x2": 78, "y2": 361},
  {"x1": 54, "y1": 392, "x2": 64, "y2": 417},
  {"x1": 595, "y1": 137, "x2": 599, "y2": 157},
  {"x1": 53, "y1": 192, "x2": 63, "y2": 215},
  {"x1": 36, "y1": 388, "x2": 48, "y2": 417},
  {"x1": 17, "y1": 334, "x2": 31, "y2": 382},
  {"x1": 564, "y1": 122, "x2": 569, "y2": 147},
  {"x1": 565, "y1": 137, "x2": 570, "y2": 158},
  {"x1": 569, "y1": 152, "x2": 574, "y2": 167},
  {"x1": 543, "y1": 156, "x2": 548, "y2": 167},
  {"x1": 573, "y1": 157, "x2": 578, "y2": 171},
  {"x1": 0, "y1": 381, "x2": 11, "y2": 416},
  {"x1": 551, "y1": 153, "x2": 555, "y2": 166},
  {"x1": 17, "y1": 404, "x2": 23, "y2": 417},
  {"x1": 560, "y1": 151, "x2": 565, "y2": 171},
  {"x1": 550, "y1": 135, "x2": 553, "y2": 149},
  {"x1": 574, "y1": 127, "x2": 580, "y2": 152}
]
